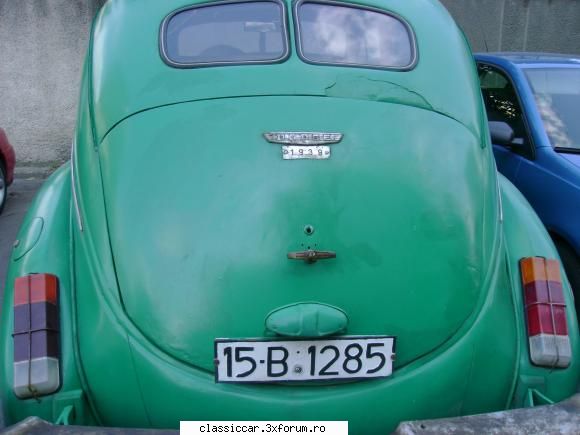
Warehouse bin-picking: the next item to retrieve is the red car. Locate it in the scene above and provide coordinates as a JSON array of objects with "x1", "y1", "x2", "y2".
[{"x1": 0, "y1": 127, "x2": 16, "y2": 213}]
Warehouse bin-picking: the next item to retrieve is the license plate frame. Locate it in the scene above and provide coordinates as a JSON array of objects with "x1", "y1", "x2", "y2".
[{"x1": 214, "y1": 335, "x2": 396, "y2": 384}]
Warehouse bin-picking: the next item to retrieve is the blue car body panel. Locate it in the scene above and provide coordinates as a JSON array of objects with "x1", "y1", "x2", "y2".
[{"x1": 475, "y1": 53, "x2": 580, "y2": 257}]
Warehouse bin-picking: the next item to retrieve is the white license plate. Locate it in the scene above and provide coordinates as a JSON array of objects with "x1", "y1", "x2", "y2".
[
  {"x1": 282, "y1": 145, "x2": 331, "y2": 160},
  {"x1": 214, "y1": 336, "x2": 395, "y2": 383}
]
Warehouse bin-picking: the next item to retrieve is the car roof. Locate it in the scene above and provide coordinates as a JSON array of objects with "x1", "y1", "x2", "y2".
[
  {"x1": 89, "y1": 0, "x2": 484, "y2": 143},
  {"x1": 475, "y1": 52, "x2": 580, "y2": 67}
]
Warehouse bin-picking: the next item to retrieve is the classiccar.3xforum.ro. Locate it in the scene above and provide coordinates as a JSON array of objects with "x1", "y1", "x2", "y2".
[{"x1": 1, "y1": 0, "x2": 578, "y2": 433}]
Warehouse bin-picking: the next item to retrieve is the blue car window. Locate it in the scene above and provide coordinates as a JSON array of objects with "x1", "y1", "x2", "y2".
[
  {"x1": 525, "y1": 68, "x2": 580, "y2": 151},
  {"x1": 478, "y1": 64, "x2": 533, "y2": 158},
  {"x1": 162, "y1": 1, "x2": 288, "y2": 67},
  {"x1": 295, "y1": 1, "x2": 415, "y2": 69}
]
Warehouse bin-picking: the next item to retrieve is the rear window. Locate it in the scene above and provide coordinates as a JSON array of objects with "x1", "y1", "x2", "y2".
[
  {"x1": 295, "y1": 1, "x2": 415, "y2": 69},
  {"x1": 161, "y1": 0, "x2": 288, "y2": 67}
]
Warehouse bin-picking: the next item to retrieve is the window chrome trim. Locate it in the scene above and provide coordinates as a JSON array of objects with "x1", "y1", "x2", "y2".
[
  {"x1": 293, "y1": 0, "x2": 418, "y2": 71},
  {"x1": 71, "y1": 141, "x2": 84, "y2": 232},
  {"x1": 159, "y1": 0, "x2": 290, "y2": 68}
]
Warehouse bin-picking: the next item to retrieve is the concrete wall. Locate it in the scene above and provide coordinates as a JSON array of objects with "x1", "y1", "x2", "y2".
[
  {"x1": 0, "y1": 0, "x2": 579, "y2": 176},
  {"x1": 442, "y1": 0, "x2": 580, "y2": 54},
  {"x1": 0, "y1": 0, "x2": 104, "y2": 176}
]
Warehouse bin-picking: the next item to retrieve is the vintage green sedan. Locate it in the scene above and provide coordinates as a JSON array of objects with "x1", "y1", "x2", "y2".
[{"x1": 1, "y1": 0, "x2": 579, "y2": 432}]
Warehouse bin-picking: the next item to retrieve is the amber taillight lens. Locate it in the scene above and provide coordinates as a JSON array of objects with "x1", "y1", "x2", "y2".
[{"x1": 520, "y1": 257, "x2": 571, "y2": 368}]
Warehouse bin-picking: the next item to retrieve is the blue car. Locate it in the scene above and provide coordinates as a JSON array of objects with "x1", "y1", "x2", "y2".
[{"x1": 475, "y1": 53, "x2": 580, "y2": 314}]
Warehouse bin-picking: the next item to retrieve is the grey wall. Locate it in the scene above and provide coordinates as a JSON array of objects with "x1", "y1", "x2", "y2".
[
  {"x1": 0, "y1": 0, "x2": 579, "y2": 176},
  {"x1": 442, "y1": 0, "x2": 580, "y2": 54},
  {"x1": 0, "y1": 0, "x2": 104, "y2": 176}
]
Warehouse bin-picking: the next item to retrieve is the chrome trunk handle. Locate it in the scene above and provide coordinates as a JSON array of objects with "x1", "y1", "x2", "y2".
[{"x1": 287, "y1": 250, "x2": 336, "y2": 264}]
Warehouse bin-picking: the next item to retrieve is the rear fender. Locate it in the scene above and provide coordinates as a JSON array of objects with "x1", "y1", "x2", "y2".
[
  {"x1": 0, "y1": 164, "x2": 96, "y2": 426},
  {"x1": 500, "y1": 174, "x2": 580, "y2": 407}
]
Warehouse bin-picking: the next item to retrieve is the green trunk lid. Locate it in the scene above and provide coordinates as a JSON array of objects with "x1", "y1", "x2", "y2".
[{"x1": 99, "y1": 96, "x2": 495, "y2": 373}]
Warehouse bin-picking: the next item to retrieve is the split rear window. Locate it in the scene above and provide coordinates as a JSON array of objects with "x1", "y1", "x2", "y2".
[
  {"x1": 162, "y1": 1, "x2": 288, "y2": 66},
  {"x1": 161, "y1": 0, "x2": 415, "y2": 69},
  {"x1": 295, "y1": 2, "x2": 415, "y2": 69}
]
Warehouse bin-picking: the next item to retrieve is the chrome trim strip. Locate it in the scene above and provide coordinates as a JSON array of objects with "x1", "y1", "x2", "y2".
[
  {"x1": 71, "y1": 141, "x2": 84, "y2": 232},
  {"x1": 497, "y1": 177, "x2": 504, "y2": 223},
  {"x1": 494, "y1": 161, "x2": 504, "y2": 223},
  {"x1": 264, "y1": 131, "x2": 343, "y2": 145}
]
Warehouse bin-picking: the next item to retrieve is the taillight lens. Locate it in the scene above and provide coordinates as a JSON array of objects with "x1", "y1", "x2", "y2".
[
  {"x1": 13, "y1": 274, "x2": 61, "y2": 399},
  {"x1": 520, "y1": 257, "x2": 571, "y2": 368}
]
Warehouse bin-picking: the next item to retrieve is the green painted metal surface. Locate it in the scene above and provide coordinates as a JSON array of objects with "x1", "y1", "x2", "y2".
[
  {"x1": 12, "y1": 217, "x2": 43, "y2": 261},
  {"x1": 98, "y1": 96, "x2": 491, "y2": 372},
  {"x1": 90, "y1": 0, "x2": 483, "y2": 144},
  {"x1": 1, "y1": 0, "x2": 579, "y2": 433},
  {"x1": 0, "y1": 165, "x2": 99, "y2": 426},
  {"x1": 498, "y1": 175, "x2": 580, "y2": 408},
  {"x1": 265, "y1": 303, "x2": 348, "y2": 337}
]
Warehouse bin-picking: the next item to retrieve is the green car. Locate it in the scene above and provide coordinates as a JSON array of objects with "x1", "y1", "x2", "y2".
[{"x1": 1, "y1": 0, "x2": 579, "y2": 432}]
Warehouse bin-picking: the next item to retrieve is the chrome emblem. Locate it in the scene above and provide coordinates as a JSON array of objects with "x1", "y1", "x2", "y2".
[{"x1": 263, "y1": 132, "x2": 343, "y2": 145}]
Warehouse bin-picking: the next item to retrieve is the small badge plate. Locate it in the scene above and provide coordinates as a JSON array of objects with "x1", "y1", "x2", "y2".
[
  {"x1": 264, "y1": 132, "x2": 343, "y2": 145},
  {"x1": 264, "y1": 132, "x2": 342, "y2": 160},
  {"x1": 282, "y1": 145, "x2": 331, "y2": 160}
]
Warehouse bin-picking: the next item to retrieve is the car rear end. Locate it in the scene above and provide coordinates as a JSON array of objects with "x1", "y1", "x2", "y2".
[
  {"x1": 1, "y1": 0, "x2": 578, "y2": 433},
  {"x1": 74, "y1": 0, "x2": 521, "y2": 430}
]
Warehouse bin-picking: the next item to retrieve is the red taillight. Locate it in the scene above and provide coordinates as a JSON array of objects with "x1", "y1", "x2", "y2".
[
  {"x1": 13, "y1": 274, "x2": 60, "y2": 399},
  {"x1": 520, "y1": 258, "x2": 571, "y2": 368}
]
